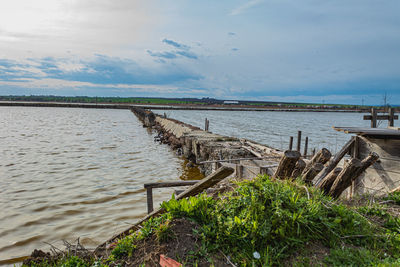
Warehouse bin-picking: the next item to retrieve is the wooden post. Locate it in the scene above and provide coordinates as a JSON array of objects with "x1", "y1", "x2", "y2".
[
  {"x1": 235, "y1": 164, "x2": 243, "y2": 179},
  {"x1": 291, "y1": 159, "x2": 306, "y2": 178},
  {"x1": 260, "y1": 166, "x2": 269, "y2": 175},
  {"x1": 205, "y1": 118, "x2": 209, "y2": 131},
  {"x1": 302, "y1": 163, "x2": 324, "y2": 184},
  {"x1": 329, "y1": 153, "x2": 378, "y2": 198},
  {"x1": 389, "y1": 108, "x2": 395, "y2": 127},
  {"x1": 303, "y1": 137, "x2": 308, "y2": 157},
  {"x1": 349, "y1": 136, "x2": 360, "y2": 198},
  {"x1": 329, "y1": 158, "x2": 363, "y2": 198},
  {"x1": 371, "y1": 108, "x2": 377, "y2": 128},
  {"x1": 146, "y1": 187, "x2": 153, "y2": 214},
  {"x1": 289, "y1": 136, "x2": 293, "y2": 150},
  {"x1": 314, "y1": 138, "x2": 355, "y2": 187},
  {"x1": 301, "y1": 148, "x2": 331, "y2": 177},
  {"x1": 317, "y1": 167, "x2": 342, "y2": 194},
  {"x1": 296, "y1": 131, "x2": 302, "y2": 152},
  {"x1": 273, "y1": 150, "x2": 301, "y2": 179}
]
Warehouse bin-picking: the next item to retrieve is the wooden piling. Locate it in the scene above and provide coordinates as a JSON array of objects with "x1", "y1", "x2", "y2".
[
  {"x1": 303, "y1": 137, "x2": 309, "y2": 157},
  {"x1": 389, "y1": 108, "x2": 395, "y2": 127},
  {"x1": 273, "y1": 150, "x2": 301, "y2": 179},
  {"x1": 314, "y1": 138, "x2": 355, "y2": 186},
  {"x1": 146, "y1": 188, "x2": 153, "y2": 214},
  {"x1": 291, "y1": 159, "x2": 306, "y2": 178},
  {"x1": 317, "y1": 167, "x2": 343, "y2": 193},
  {"x1": 289, "y1": 136, "x2": 293, "y2": 150},
  {"x1": 296, "y1": 131, "x2": 302, "y2": 152},
  {"x1": 371, "y1": 108, "x2": 377, "y2": 128}
]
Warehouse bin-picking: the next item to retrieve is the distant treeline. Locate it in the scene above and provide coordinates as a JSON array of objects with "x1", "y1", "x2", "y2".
[{"x1": 0, "y1": 95, "x2": 375, "y2": 109}]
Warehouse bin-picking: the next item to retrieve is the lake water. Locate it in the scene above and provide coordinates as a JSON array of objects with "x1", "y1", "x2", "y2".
[
  {"x1": 1, "y1": 106, "x2": 398, "y2": 262},
  {"x1": 0, "y1": 107, "x2": 202, "y2": 262},
  {"x1": 156, "y1": 110, "x2": 399, "y2": 154}
]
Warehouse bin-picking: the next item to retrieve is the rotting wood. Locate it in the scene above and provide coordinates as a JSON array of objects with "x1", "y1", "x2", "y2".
[
  {"x1": 301, "y1": 148, "x2": 331, "y2": 177},
  {"x1": 302, "y1": 163, "x2": 324, "y2": 184},
  {"x1": 273, "y1": 150, "x2": 301, "y2": 179},
  {"x1": 317, "y1": 167, "x2": 342, "y2": 194},
  {"x1": 291, "y1": 159, "x2": 306, "y2": 178},
  {"x1": 329, "y1": 153, "x2": 379, "y2": 198},
  {"x1": 96, "y1": 166, "x2": 234, "y2": 252},
  {"x1": 329, "y1": 158, "x2": 362, "y2": 198},
  {"x1": 314, "y1": 138, "x2": 355, "y2": 187}
]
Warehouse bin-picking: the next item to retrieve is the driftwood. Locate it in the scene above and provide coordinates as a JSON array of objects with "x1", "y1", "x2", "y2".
[
  {"x1": 291, "y1": 159, "x2": 306, "y2": 178},
  {"x1": 96, "y1": 166, "x2": 234, "y2": 252},
  {"x1": 302, "y1": 163, "x2": 324, "y2": 184},
  {"x1": 273, "y1": 150, "x2": 301, "y2": 179},
  {"x1": 329, "y1": 153, "x2": 378, "y2": 198},
  {"x1": 314, "y1": 138, "x2": 355, "y2": 186},
  {"x1": 317, "y1": 167, "x2": 342, "y2": 193}
]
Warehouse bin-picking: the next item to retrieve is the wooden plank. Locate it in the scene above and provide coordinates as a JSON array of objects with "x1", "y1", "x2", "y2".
[
  {"x1": 144, "y1": 180, "x2": 200, "y2": 188},
  {"x1": 172, "y1": 166, "x2": 234, "y2": 199},
  {"x1": 363, "y1": 115, "x2": 398, "y2": 120},
  {"x1": 96, "y1": 166, "x2": 234, "y2": 251},
  {"x1": 314, "y1": 138, "x2": 355, "y2": 186},
  {"x1": 333, "y1": 127, "x2": 400, "y2": 137}
]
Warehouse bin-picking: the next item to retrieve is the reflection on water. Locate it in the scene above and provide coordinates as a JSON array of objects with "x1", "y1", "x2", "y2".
[
  {"x1": 157, "y1": 110, "x2": 399, "y2": 154},
  {"x1": 0, "y1": 107, "x2": 199, "y2": 261}
]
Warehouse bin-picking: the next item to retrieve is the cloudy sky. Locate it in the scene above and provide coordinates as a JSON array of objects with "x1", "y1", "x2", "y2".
[{"x1": 0, "y1": 0, "x2": 399, "y2": 104}]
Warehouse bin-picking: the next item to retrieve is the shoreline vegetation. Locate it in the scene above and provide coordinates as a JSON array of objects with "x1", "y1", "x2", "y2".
[
  {"x1": 22, "y1": 175, "x2": 400, "y2": 266},
  {"x1": 0, "y1": 95, "x2": 386, "y2": 112}
]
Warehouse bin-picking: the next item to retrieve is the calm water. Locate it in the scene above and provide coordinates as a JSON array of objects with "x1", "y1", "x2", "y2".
[
  {"x1": 157, "y1": 110, "x2": 399, "y2": 154},
  {"x1": 0, "y1": 107, "x2": 202, "y2": 261}
]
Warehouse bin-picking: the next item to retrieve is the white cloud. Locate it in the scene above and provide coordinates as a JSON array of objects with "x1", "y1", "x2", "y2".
[{"x1": 230, "y1": 0, "x2": 265, "y2": 15}]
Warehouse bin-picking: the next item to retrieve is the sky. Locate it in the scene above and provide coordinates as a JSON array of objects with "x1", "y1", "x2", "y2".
[{"x1": 0, "y1": 0, "x2": 399, "y2": 105}]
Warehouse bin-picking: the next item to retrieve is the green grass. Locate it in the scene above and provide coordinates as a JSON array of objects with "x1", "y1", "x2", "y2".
[{"x1": 23, "y1": 175, "x2": 400, "y2": 266}]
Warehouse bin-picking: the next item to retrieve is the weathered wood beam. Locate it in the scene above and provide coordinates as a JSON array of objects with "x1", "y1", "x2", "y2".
[
  {"x1": 302, "y1": 163, "x2": 324, "y2": 184},
  {"x1": 273, "y1": 150, "x2": 301, "y2": 179},
  {"x1": 314, "y1": 138, "x2": 355, "y2": 187},
  {"x1": 291, "y1": 159, "x2": 306, "y2": 178},
  {"x1": 329, "y1": 153, "x2": 379, "y2": 198},
  {"x1": 301, "y1": 148, "x2": 331, "y2": 178},
  {"x1": 329, "y1": 158, "x2": 362, "y2": 198},
  {"x1": 317, "y1": 167, "x2": 342, "y2": 194},
  {"x1": 144, "y1": 180, "x2": 200, "y2": 189}
]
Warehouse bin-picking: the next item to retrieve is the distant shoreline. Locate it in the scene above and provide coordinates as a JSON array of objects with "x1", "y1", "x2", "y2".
[{"x1": 0, "y1": 101, "x2": 368, "y2": 112}]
